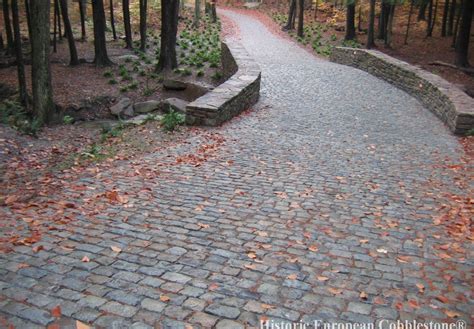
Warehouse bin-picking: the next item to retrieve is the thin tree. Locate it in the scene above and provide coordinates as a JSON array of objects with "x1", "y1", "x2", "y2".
[
  {"x1": 404, "y1": 0, "x2": 415, "y2": 44},
  {"x1": 194, "y1": 0, "x2": 201, "y2": 28},
  {"x1": 441, "y1": 0, "x2": 450, "y2": 36},
  {"x1": 211, "y1": 0, "x2": 217, "y2": 22},
  {"x1": 11, "y1": 0, "x2": 28, "y2": 107},
  {"x1": 451, "y1": 0, "x2": 462, "y2": 47},
  {"x1": 59, "y1": 0, "x2": 79, "y2": 65},
  {"x1": 0, "y1": 33, "x2": 3, "y2": 50},
  {"x1": 378, "y1": 0, "x2": 389, "y2": 39},
  {"x1": 79, "y1": 0, "x2": 86, "y2": 40},
  {"x1": 426, "y1": 0, "x2": 433, "y2": 36},
  {"x1": 53, "y1": 0, "x2": 58, "y2": 52},
  {"x1": 2, "y1": 0, "x2": 14, "y2": 54},
  {"x1": 123, "y1": 0, "x2": 133, "y2": 49},
  {"x1": 110, "y1": 0, "x2": 117, "y2": 40},
  {"x1": 367, "y1": 0, "x2": 376, "y2": 48},
  {"x1": 385, "y1": 1, "x2": 395, "y2": 47},
  {"x1": 454, "y1": 0, "x2": 472, "y2": 67},
  {"x1": 427, "y1": 0, "x2": 439, "y2": 36},
  {"x1": 314, "y1": 0, "x2": 319, "y2": 19},
  {"x1": 92, "y1": 0, "x2": 113, "y2": 66},
  {"x1": 284, "y1": 0, "x2": 297, "y2": 30},
  {"x1": 24, "y1": 0, "x2": 32, "y2": 40},
  {"x1": 418, "y1": 0, "x2": 429, "y2": 20},
  {"x1": 345, "y1": 0, "x2": 356, "y2": 40},
  {"x1": 140, "y1": 0, "x2": 147, "y2": 50},
  {"x1": 30, "y1": 0, "x2": 55, "y2": 124},
  {"x1": 447, "y1": 0, "x2": 456, "y2": 35},
  {"x1": 54, "y1": 0, "x2": 62, "y2": 40},
  {"x1": 297, "y1": 0, "x2": 304, "y2": 37},
  {"x1": 157, "y1": 0, "x2": 179, "y2": 72}
]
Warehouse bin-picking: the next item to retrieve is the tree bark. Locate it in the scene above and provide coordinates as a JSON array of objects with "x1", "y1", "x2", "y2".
[
  {"x1": 92, "y1": 0, "x2": 113, "y2": 66},
  {"x1": 110, "y1": 0, "x2": 117, "y2": 40},
  {"x1": 140, "y1": 0, "x2": 147, "y2": 50},
  {"x1": 211, "y1": 0, "x2": 217, "y2": 22},
  {"x1": 11, "y1": 0, "x2": 28, "y2": 107},
  {"x1": 30, "y1": 0, "x2": 55, "y2": 124},
  {"x1": 284, "y1": 0, "x2": 297, "y2": 30},
  {"x1": 157, "y1": 0, "x2": 179, "y2": 72},
  {"x1": 24, "y1": 0, "x2": 32, "y2": 40},
  {"x1": 455, "y1": 0, "x2": 472, "y2": 66},
  {"x1": 297, "y1": 0, "x2": 304, "y2": 37},
  {"x1": 447, "y1": 0, "x2": 456, "y2": 35},
  {"x1": 122, "y1": 0, "x2": 133, "y2": 49},
  {"x1": 367, "y1": 0, "x2": 376, "y2": 48},
  {"x1": 441, "y1": 0, "x2": 450, "y2": 36},
  {"x1": 0, "y1": 33, "x2": 3, "y2": 50},
  {"x1": 404, "y1": 0, "x2": 415, "y2": 44},
  {"x1": 452, "y1": 0, "x2": 462, "y2": 47},
  {"x1": 427, "y1": 0, "x2": 439, "y2": 36},
  {"x1": 314, "y1": 0, "x2": 319, "y2": 19},
  {"x1": 385, "y1": 4, "x2": 395, "y2": 47},
  {"x1": 418, "y1": 0, "x2": 429, "y2": 20},
  {"x1": 59, "y1": 0, "x2": 79, "y2": 65},
  {"x1": 2, "y1": 0, "x2": 14, "y2": 54},
  {"x1": 426, "y1": 0, "x2": 433, "y2": 36},
  {"x1": 79, "y1": 0, "x2": 86, "y2": 40},
  {"x1": 53, "y1": 0, "x2": 58, "y2": 52},
  {"x1": 54, "y1": 0, "x2": 62, "y2": 40},
  {"x1": 377, "y1": 1, "x2": 389, "y2": 39},
  {"x1": 345, "y1": 0, "x2": 356, "y2": 40},
  {"x1": 194, "y1": 0, "x2": 201, "y2": 27}
]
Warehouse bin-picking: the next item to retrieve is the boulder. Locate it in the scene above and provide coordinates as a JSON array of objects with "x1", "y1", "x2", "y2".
[
  {"x1": 134, "y1": 100, "x2": 161, "y2": 114},
  {"x1": 163, "y1": 79, "x2": 187, "y2": 90},
  {"x1": 162, "y1": 98, "x2": 189, "y2": 114},
  {"x1": 123, "y1": 114, "x2": 162, "y2": 126},
  {"x1": 110, "y1": 97, "x2": 134, "y2": 117}
]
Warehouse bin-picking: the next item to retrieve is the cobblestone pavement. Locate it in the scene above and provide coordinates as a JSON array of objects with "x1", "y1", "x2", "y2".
[{"x1": 1, "y1": 9, "x2": 473, "y2": 329}]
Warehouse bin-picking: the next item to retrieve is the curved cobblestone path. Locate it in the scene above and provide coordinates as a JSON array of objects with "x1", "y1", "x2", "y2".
[{"x1": 1, "y1": 9, "x2": 472, "y2": 329}]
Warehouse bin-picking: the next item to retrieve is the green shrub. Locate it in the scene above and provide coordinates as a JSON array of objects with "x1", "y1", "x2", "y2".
[
  {"x1": 108, "y1": 78, "x2": 118, "y2": 85},
  {"x1": 63, "y1": 115, "x2": 74, "y2": 125},
  {"x1": 0, "y1": 100, "x2": 41, "y2": 136},
  {"x1": 161, "y1": 109, "x2": 185, "y2": 132},
  {"x1": 103, "y1": 70, "x2": 113, "y2": 78}
]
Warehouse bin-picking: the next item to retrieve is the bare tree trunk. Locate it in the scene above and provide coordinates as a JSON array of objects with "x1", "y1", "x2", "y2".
[
  {"x1": 404, "y1": 0, "x2": 415, "y2": 44},
  {"x1": 345, "y1": 0, "x2": 356, "y2": 40},
  {"x1": 140, "y1": 0, "x2": 147, "y2": 51},
  {"x1": 24, "y1": 0, "x2": 32, "y2": 40},
  {"x1": 314, "y1": 0, "x2": 319, "y2": 19},
  {"x1": 358, "y1": 1, "x2": 362, "y2": 31},
  {"x1": 0, "y1": 33, "x2": 3, "y2": 50},
  {"x1": 54, "y1": 0, "x2": 62, "y2": 40},
  {"x1": 297, "y1": 0, "x2": 304, "y2": 37},
  {"x1": 427, "y1": 0, "x2": 439, "y2": 36},
  {"x1": 284, "y1": 0, "x2": 297, "y2": 30},
  {"x1": 441, "y1": 0, "x2": 450, "y2": 36},
  {"x1": 59, "y1": 0, "x2": 79, "y2": 65},
  {"x1": 3, "y1": 0, "x2": 14, "y2": 54},
  {"x1": 211, "y1": 0, "x2": 217, "y2": 22},
  {"x1": 53, "y1": 0, "x2": 58, "y2": 53},
  {"x1": 11, "y1": 0, "x2": 28, "y2": 108},
  {"x1": 367, "y1": 0, "x2": 376, "y2": 48},
  {"x1": 426, "y1": 0, "x2": 433, "y2": 36},
  {"x1": 378, "y1": 1, "x2": 389, "y2": 39},
  {"x1": 157, "y1": 0, "x2": 179, "y2": 72},
  {"x1": 452, "y1": 0, "x2": 462, "y2": 46},
  {"x1": 385, "y1": 3, "x2": 395, "y2": 47},
  {"x1": 123, "y1": 0, "x2": 133, "y2": 49},
  {"x1": 418, "y1": 0, "x2": 429, "y2": 20},
  {"x1": 455, "y1": 0, "x2": 472, "y2": 66},
  {"x1": 110, "y1": 0, "x2": 117, "y2": 40},
  {"x1": 30, "y1": 0, "x2": 55, "y2": 124},
  {"x1": 447, "y1": 0, "x2": 456, "y2": 35},
  {"x1": 79, "y1": 0, "x2": 86, "y2": 40},
  {"x1": 194, "y1": 0, "x2": 201, "y2": 27},
  {"x1": 92, "y1": 0, "x2": 113, "y2": 66}
]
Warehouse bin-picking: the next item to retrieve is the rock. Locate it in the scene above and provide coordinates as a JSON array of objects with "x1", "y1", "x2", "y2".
[
  {"x1": 162, "y1": 98, "x2": 189, "y2": 114},
  {"x1": 110, "y1": 98, "x2": 133, "y2": 117},
  {"x1": 163, "y1": 79, "x2": 187, "y2": 90},
  {"x1": 123, "y1": 114, "x2": 162, "y2": 126},
  {"x1": 244, "y1": 2, "x2": 260, "y2": 9},
  {"x1": 185, "y1": 82, "x2": 213, "y2": 99},
  {"x1": 133, "y1": 100, "x2": 161, "y2": 114}
]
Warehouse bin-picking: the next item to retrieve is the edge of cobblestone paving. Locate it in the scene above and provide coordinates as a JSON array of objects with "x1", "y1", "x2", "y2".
[
  {"x1": 330, "y1": 47, "x2": 474, "y2": 135},
  {"x1": 185, "y1": 38, "x2": 262, "y2": 126}
]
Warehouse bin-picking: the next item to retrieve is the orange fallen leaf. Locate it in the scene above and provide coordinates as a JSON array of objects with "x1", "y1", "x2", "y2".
[
  {"x1": 111, "y1": 246, "x2": 122, "y2": 253},
  {"x1": 317, "y1": 276, "x2": 329, "y2": 281},
  {"x1": 198, "y1": 222, "x2": 210, "y2": 229},
  {"x1": 287, "y1": 274, "x2": 298, "y2": 280},
  {"x1": 160, "y1": 295, "x2": 170, "y2": 302},
  {"x1": 245, "y1": 264, "x2": 256, "y2": 270},
  {"x1": 32, "y1": 245, "x2": 44, "y2": 253},
  {"x1": 328, "y1": 287, "x2": 342, "y2": 295},
  {"x1": 444, "y1": 310, "x2": 461, "y2": 318},
  {"x1": 81, "y1": 256, "x2": 90, "y2": 262},
  {"x1": 436, "y1": 295, "x2": 449, "y2": 303},
  {"x1": 76, "y1": 320, "x2": 90, "y2": 329},
  {"x1": 359, "y1": 239, "x2": 369, "y2": 244},
  {"x1": 51, "y1": 305, "x2": 61, "y2": 318},
  {"x1": 408, "y1": 300, "x2": 420, "y2": 309},
  {"x1": 247, "y1": 252, "x2": 257, "y2": 259},
  {"x1": 208, "y1": 283, "x2": 219, "y2": 291},
  {"x1": 396, "y1": 255, "x2": 411, "y2": 263},
  {"x1": 308, "y1": 245, "x2": 319, "y2": 252},
  {"x1": 261, "y1": 303, "x2": 275, "y2": 309},
  {"x1": 416, "y1": 283, "x2": 425, "y2": 293},
  {"x1": 360, "y1": 291, "x2": 368, "y2": 300}
]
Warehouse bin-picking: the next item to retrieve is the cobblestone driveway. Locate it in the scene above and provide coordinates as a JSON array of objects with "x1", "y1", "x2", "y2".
[{"x1": 1, "y1": 9, "x2": 472, "y2": 329}]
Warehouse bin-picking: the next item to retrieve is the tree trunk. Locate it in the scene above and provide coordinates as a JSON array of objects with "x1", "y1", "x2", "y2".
[
  {"x1": 314, "y1": 0, "x2": 319, "y2": 19},
  {"x1": 404, "y1": 0, "x2": 415, "y2": 44},
  {"x1": 418, "y1": 0, "x2": 429, "y2": 20},
  {"x1": 30, "y1": 0, "x2": 55, "y2": 124},
  {"x1": 53, "y1": 0, "x2": 58, "y2": 53},
  {"x1": 0, "y1": 33, "x2": 3, "y2": 50},
  {"x1": 426, "y1": 0, "x2": 433, "y2": 36},
  {"x1": 24, "y1": 0, "x2": 32, "y2": 40},
  {"x1": 441, "y1": 0, "x2": 450, "y2": 36},
  {"x1": 59, "y1": 0, "x2": 79, "y2": 65},
  {"x1": 452, "y1": 0, "x2": 462, "y2": 46},
  {"x1": 157, "y1": 0, "x2": 179, "y2": 72},
  {"x1": 92, "y1": 0, "x2": 113, "y2": 66},
  {"x1": 54, "y1": 0, "x2": 62, "y2": 40},
  {"x1": 2, "y1": 0, "x2": 14, "y2": 54},
  {"x1": 447, "y1": 0, "x2": 456, "y2": 35},
  {"x1": 11, "y1": 0, "x2": 28, "y2": 107},
  {"x1": 385, "y1": 4, "x2": 395, "y2": 47},
  {"x1": 110, "y1": 0, "x2": 117, "y2": 40},
  {"x1": 123, "y1": 0, "x2": 133, "y2": 49},
  {"x1": 345, "y1": 1, "x2": 356, "y2": 40},
  {"x1": 367, "y1": 0, "x2": 376, "y2": 48},
  {"x1": 211, "y1": 0, "x2": 217, "y2": 22},
  {"x1": 358, "y1": 2, "x2": 362, "y2": 31},
  {"x1": 140, "y1": 0, "x2": 147, "y2": 50},
  {"x1": 455, "y1": 0, "x2": 472, "y2": 66},
  {"x1": 79, "y1": 0, "x2": 86, "y2": 40},
  {"x1": 377, "y1": 1, "x2": 389, "y2": 39},
  {"x1": 427, "y1": 0, "x2": 439, "y2": 36},
  {"x1": 297, "y1": 0, "x2": 304, "y2": 37},
  {"x1": 194, "y1": 0, "x2": 201, "y2": 27},
  {"x1": 285, "y1": 0, "x2": 297, "y2": 30}
]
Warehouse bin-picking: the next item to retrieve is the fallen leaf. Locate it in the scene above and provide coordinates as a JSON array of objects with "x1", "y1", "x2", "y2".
[
  {"x1": 76, "y1": 320, "x2": 90, "y2": 329},
  {"x1": 328, "y1": 287, "x2": 342, "y2": 295},
  {"x1": 81, "y1": 256, "x2": 90, "y2": 262},
  {"x1": 198, "y1": 222, "x2": 210, "y2": 229},
  {"x1": 247, "y1": 252, "x2": 257, "y2": 259},
  {"x1": 444, "y1": 310, "x2": 461, "y2": 318},
  {"x1": 359, "y1": 239, "x2": 369, "y2": 244},
  {"x1": 261, "y1": 303, "x2": 275, "y2": 309},
  {"x1": 111, "y1": 246, "x2": 122, "y2": 253},
  {"x1": 308, "y1": 245, "x2": 319, "y2": 252},
  {"x1": 208, "y1": 283, "x2": 219, "y2": 291},
  {"x1": 160, "y1": 295, "x2": 170, "y2": 302},
  {"x1": 360, "y1": 291, "x2": 368, "y2": 300},
  {"x1": 408, "y1": 300, "x2": 420, "y2": 309},
  {"x1": 287, "y1": 274, "x2": 298, "y2": 280},
  {"x1": 51, "y1": 305, "x2": 61, "y2": 318},
  {"x1": 396, "y1": 255, "x2": 411, "y2": 263},
  {"x1": 317, "y1": 276, "x2": 329, "y2": 281},
  {"x1": 245, "y1": 264, "x2": 256, "y2": 270},
  {"x1": 436, "y1": 295, "x2": 449, "y2": 303},
  {"x1": 32, "y1": 245, "x2": 44, "y2": 253},
  {"x1": 416, "y1": 283, "x2": 425, "y2": 293},
  {"x1": 377, "y1": 248, "x2": 388, "y2": 254}
]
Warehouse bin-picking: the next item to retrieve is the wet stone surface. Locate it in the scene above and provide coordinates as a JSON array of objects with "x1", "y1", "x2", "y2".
[{"x1": 0, "y1": 8, "x2": 472, "y2": 329}]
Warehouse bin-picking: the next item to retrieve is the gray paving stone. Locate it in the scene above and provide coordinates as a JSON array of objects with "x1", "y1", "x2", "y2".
[{"x1": 206, "y1": 303, "x2": 241, "y2": 319}]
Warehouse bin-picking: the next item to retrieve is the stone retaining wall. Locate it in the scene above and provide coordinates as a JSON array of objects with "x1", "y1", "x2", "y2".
[
  {"x1": 330, "y1": 47, "x2": 474, "y2": 135},
  {"x1": 185, "y1": 40, "x2": 261, "y2": 126}
]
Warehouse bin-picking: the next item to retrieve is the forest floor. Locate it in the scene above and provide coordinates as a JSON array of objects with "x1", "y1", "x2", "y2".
[{"x1": 233, "y1": 2, "x2": 474, "y2": 96}]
